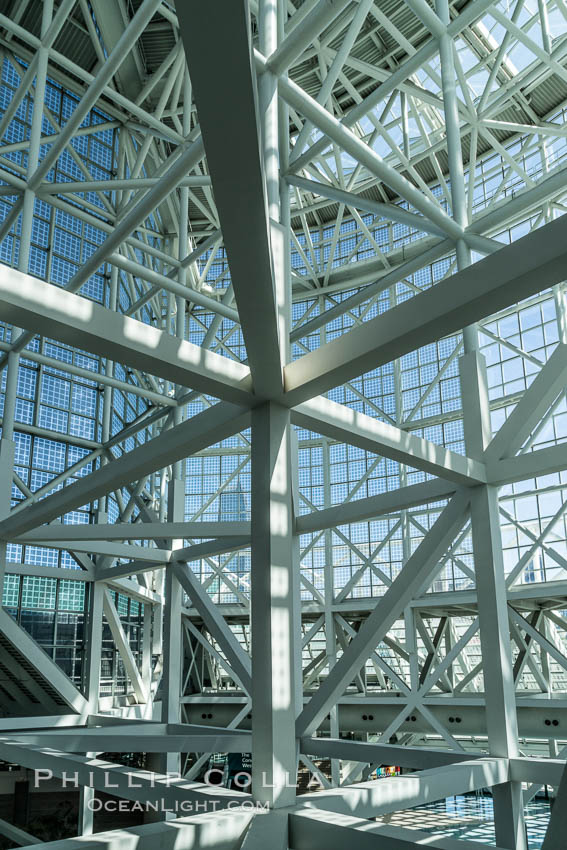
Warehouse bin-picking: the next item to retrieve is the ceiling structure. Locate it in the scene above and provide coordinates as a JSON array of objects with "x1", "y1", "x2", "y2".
[{"x1": 0, "y1": 0, "x2": 565, "y2": 848}]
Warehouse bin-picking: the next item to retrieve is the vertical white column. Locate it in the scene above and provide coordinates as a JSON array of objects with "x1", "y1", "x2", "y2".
[
  {"x1": 79, "y1": 259, "x2": 118, "y2": 835},
  {"x1": 251, "y1": 0, "x2": 300, "y2": 811},
  {"x1": 436, "y1": 0, "x2": 526, "y2": 843},
  {"x1": 471, "y1": 483, "x2": 527, "y2": 849},
  {"x1": 251, "y1": 402, "x2": 301, "y2": 808},
  {"x1": 460, "y1": 353, "x2": 527, "y2": 850},
  {"x1": 142, "y1": 602, "x2": 153, "y2": 697},
  {"x1": 394, "y1": 330, "x2": 418, "y2": 709},
  {"x1": 405, "y1": 607, "x2": 419, "y2": 696},
  {"x1": 78, "y1": 581, "x2": 103, "y2": 835},
  {"x1": 160, "y1": 480, "x2": 183, "y2": 769},
  {"x1": 162, "y1": 212, "x2": 184, "y2": 731},
  {"x1": 160, "y1": 79, "x2": 191, "y2": 778},
  {"x1": 542, "y1": 763, "x2": 567, "y2": 849},
  {"x1": 322, "y1": 438, "x2": 339, "y2": 785}
]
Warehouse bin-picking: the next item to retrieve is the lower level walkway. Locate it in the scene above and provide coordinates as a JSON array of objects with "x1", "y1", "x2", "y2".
[{"x1": 376, "y1": 794, "x2": 551, "y2": 848}]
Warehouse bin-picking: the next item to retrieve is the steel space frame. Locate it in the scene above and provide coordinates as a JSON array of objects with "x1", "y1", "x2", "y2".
[{"x1": 0, "y1": 0, "x2": 566, "y2": 848}]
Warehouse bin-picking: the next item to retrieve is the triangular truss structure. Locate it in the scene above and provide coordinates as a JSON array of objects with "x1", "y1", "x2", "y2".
[{"x1": 0, "y1": 0, "x2": 566, "y2": 847}]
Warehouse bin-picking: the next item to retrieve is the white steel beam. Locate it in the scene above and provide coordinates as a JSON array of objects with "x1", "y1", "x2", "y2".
[
  {"x1": 37, "y1": 177, "x2": 212, "y2": 194},
  {"x1": 295, "y1": 478, "x2": 456, "y2": 534},
  {"x1": 15, "y1": 523, "x2": 251, "y2": 543},
  {"x1": 12, "y1": 539, "x2": 170, "y2": 562},
  {"x1": 295, "y1": 756, "x2": 509, "y2": 818},
  {"x1": 0, "y1": 818, "x2": 40, "y2": 847},
  {"x1": 160, "y1": 477, "x2": 185, "y2": 777},
  {"x1": 485, "y1": 342, "x2": 567, "y2": 462},
  {"x1": 292, "y1": 396, "x2": 486, "y2": 485},
  {"x1": 172, "y1": 561, "x2": 253, "y2": 694},
  {"x1": 509, "y1": 608, "x2": 567, "y2": 672},
  {"x1": 301, "y1": 735, "x2": 479, "y2": 769},
  {"x1": 93, "y1": 538, "x2": 250, "y2": 582},
  {"x1": 266, "y1": 0, "x2": 353, "y2": 76},
  {"x1": 170, "y1": 537, "x2": 250, "y2": 563},
  {"x1": 176, "y1": 0, "x2": 284, "y2": 397},
  {"x1": 12, "y1": 811, "x2": 253, "y2": 850},
  {"x1": 0, "y1": 265, "x2": 252, "y2": 405},
  {"x1": 108, "y1": 252, "x2": 239, "y2": 323},
  {"x1": 510, "y1": 757, "x2": 566, "y2": 786},
  {"x1": 12, "y1": 724, "x2": 252, "y2": 755},
  {"x1": 103, "y1": 589, "x2": 147, "y2": 703},
  {"x1": 490, "y1": 442, "x2": 567, "y2": 485},
  {"x1": 287, "y1": 175, "x2": 448, "y2": 238},
  {"x1": 405, "y1": 0, "x2": 445, "y2": 37},
  {"x1": 40, "y1": 812, "x2": 253, "y2": 850},
  {"x1": 284, "y1": 215, "x2": 567, "y2": 405}
]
